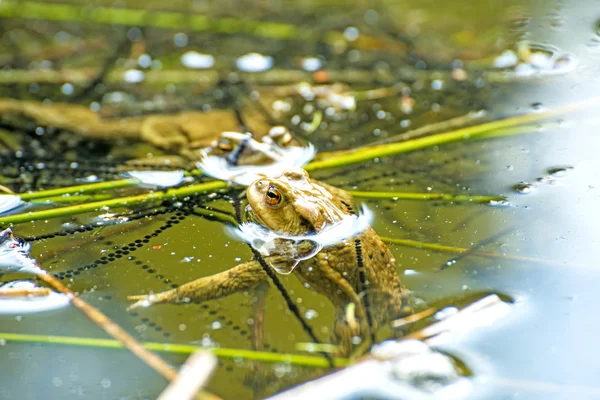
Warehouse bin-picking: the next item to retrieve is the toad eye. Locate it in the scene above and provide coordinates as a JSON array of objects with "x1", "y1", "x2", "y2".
[
  {"x1": 217, "y1": 138, "x2": 233, "y2": 152},
  {"x1": 265, "y1": 186, "x2": 282, "y2": 206}
]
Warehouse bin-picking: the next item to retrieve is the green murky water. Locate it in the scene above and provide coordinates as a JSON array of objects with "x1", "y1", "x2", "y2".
[{"x1": 1, "y1": 1, "x2": 600, "y2": 399}]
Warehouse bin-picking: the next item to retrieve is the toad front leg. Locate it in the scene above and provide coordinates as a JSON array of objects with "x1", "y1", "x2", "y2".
[{"x1": 127, "y1": 261, "x2": 268, "y2": 309}]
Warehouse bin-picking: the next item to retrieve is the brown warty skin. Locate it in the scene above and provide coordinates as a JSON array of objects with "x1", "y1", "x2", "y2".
[{"x1": 128, "y1": 168, "x2": 405, "y2": 354}]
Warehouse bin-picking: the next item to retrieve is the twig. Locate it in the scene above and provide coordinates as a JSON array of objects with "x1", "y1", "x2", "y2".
[
  {"x1": 34, "y1": 271, "x2": 178, "y2": 381},
  {"x1": 0, "y1": 287, "x2": 51, "y2": 297},
  {"x1": 0, "y1": 184, "x2": 14, "y2": 194},
  {"x1": 158, "y1": 351, "x2": 217, "y2": 400}
]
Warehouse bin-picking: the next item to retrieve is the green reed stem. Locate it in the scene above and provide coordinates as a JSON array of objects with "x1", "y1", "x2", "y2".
[
  {"x1": 17, "y1": 178, "x2": 140, "y2": 200},
  {"x1": 30, "y1": 194, "x2": 115, "y2": 204},
  {"x1": 0, "y1": 332, "x2": 348, "y2": 368},
  {"x1": 381, "y1": 236, "x2": 594, "y2": 269},
  {"x1": 350, "y1": 191, "x2": 504, "y2": 203},
  {"x1": 0, "y1": 180, "x2": 227, "y2": 226},
  {"x1": 0, "y1": 0, "x2": 403, "y2": 52},
  {"x1": 305, "y1": 97, "x2": 600, "y2": 171}
]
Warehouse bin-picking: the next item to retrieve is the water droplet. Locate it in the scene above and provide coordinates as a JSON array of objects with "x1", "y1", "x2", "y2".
[
  {"x1": 301, "y1": 57, "x2": 322, "y2": 71},
  {"x1": 236, "y1": 53, "x2": 273, "y2": 72},
  {"x1": 513, "y1": 182, "x2": 535, "y2": 194},
  {"x1": 531, "y1": 102, "x2": 544, "y2": 111},
  {"x1": 181, "y1": 51, "x2": 215, "y2": 69},
  {"x1": 60, "y1": 83, "x2": 74, "y2": 96},
  {"x1": 431, "y1": 80, "x2": 444, "y2": 90},
  {"x1": 138, "y1": 54, "x2": 152, "y2": 69},
  {"x1": 173, "y1": 32, "x2": 188, "y2": 47},
  {"x1": 344, "y1": 27, "x2": 359, "y2": 41},
  {"x1": 123, "y1": 69, "x2": 144, "y2": 83},
  {"x1": 304, "y1": 309, "x2": 319, "y2": 320}
]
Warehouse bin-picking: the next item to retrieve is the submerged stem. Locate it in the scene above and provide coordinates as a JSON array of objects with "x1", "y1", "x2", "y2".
[
  {"x1": 350, "y1": 191, "x2": 504, "y2": 204},
  {"x1": 0, "y1": 332, "x2": 348, "y2": 368}
]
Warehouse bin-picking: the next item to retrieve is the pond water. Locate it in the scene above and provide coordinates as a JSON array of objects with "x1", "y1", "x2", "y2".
[{"x1": 1, "y1": 0, "x2": 600, "y2": 399}]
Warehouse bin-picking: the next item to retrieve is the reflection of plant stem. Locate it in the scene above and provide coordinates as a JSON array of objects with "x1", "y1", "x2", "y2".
[
  {"x1": 350, "y1": 191, "x2": 504, "y2": 204},
  {"x1": 0, "y1": 181, "x2": 227, "y2": 226},
  {"x1": 370, "y1": 110, "x2": 488, "y2": 146},
  {"x1": 438, "y1": 226, "x2": 514, "y2": 270},
  {"x1": 306, "y1": 97, "x2": 600, "y2": 171},
  {"x1": 0, "y1": 332, "x2": 349, "y2": 368},
  {"x1": 381, "y1": 236, "x2": 593, "y2": 269}
]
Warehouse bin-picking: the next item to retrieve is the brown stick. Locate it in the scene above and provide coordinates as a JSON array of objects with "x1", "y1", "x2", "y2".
[
  {"x1": 0, "y1": 287, "x2": 52, "y2": 297},
  {"x1": 35, "y1": 271, "x2": 178, "y2": 381},
  {"x1": 157, "y1": 351, "x2": 217, "y2": 400}
]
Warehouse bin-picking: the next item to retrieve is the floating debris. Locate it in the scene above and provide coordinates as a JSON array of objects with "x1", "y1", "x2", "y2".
[
  {"x1": 296, "y1": 83, "x2": 356, "y2": 111},
  {"x1": 124, "y1": 170, "x2": 185, "y2": 188},
  {"x1": 488, "y1": 42, "x2": 577, "y2": 81},
  {"x1": 0, "y1": 280, "x2": 70, "y2": 314},
  {"x1": 270, "y1": 339, "x2": 470, "y2": 400},
  {"x1": 197, "y1": 132, "x2": 315, "y2": 186},
  {"x1": 371, "y1": 339, "x2": 466, "y2": 394},
  {"x1": 513, "y1": 165, "x2": 574, "y2": 194},
  {"x1": 0, "y1": 228, "x2": 41, "y2": 274},
  {"x1": 0, "y1": 195, "x2": 25, "y2": 215},
  {"x1": 232, "y1": 206, "x2": 373, "y2": 274}
]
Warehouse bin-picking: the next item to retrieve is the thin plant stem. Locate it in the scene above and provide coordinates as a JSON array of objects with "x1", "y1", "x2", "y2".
[
  {"x1": 305, "y1": 97, "x2": 600, "y2": 171},
  {"x1": 381, "y1": 237, "x2": 595, "y2": 269},
  {"x1": 349, "y1": 191, "x2": 504, "y2": 204},
  {"x1": 17, "y1": 178, "x2": 140, "y2": 200},
  {"x1": 0, "y1": 180, "x2": 227, "y2": 226},
  {"x1": 30, "y1": 194, "x2": 114, "y2": 204},
  {"x1": 371, "y1": 110, "x2": 488, "y2": 146},
  {"x1": 0, "y1": 332, "x2": 349, "y2": 368},
  {"x1": 0, "y1": 0, "x2": 405, "y2": 53}
]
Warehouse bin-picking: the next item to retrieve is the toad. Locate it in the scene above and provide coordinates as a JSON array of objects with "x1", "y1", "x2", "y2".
[{"x1": 128, "y1": 169, "x2": 405, "y2": 354}]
